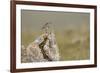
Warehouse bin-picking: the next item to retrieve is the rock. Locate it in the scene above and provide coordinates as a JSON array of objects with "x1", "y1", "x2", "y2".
[{"x1": 21, "y1": 32, "x2": 60, "y2": 63}]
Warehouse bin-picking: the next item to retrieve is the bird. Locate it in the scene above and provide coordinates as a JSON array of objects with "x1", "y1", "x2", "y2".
[{"x1": 21, "y1": 22, "x2": 60, "y2": 63}]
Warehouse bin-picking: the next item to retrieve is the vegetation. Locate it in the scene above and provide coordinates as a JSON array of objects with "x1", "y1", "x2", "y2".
[{"x1": 21, "y1": 27, "x2": 90, "y2": 61}]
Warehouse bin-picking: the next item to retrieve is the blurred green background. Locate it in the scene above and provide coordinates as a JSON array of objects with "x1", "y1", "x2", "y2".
[{"x1": 21, "y1": 10, "x2": 90, "y2": 61}]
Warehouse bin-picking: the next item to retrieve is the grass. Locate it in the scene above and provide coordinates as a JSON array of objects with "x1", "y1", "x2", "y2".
[{"x1": 21, "y1": 28, "x2": 90, "y2": 61}]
